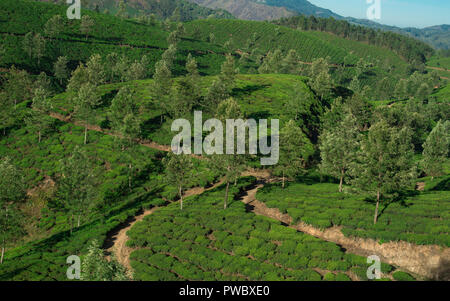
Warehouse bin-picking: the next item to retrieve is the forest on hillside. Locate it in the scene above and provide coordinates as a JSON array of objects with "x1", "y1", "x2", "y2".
[{"x1": 0, "y1": 0, "x2": 448, "y2": 284}]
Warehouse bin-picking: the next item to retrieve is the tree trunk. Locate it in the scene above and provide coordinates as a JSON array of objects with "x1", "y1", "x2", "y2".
[
  {"x1": 339, "y1": 168, "x2": 344, "y2": 193},
  {"x1": 129, "y1": 163, "x2": 132, "y2": 190},
  {"x1": 374, "y1": 189, "x2": 380, "y2": 224},
  {"x1": 38, "y1": 131, "x2": 41, "y2": 143},
  {"x1": 70, "y1": 214, "x2": 73, "y2": 235},
  {"x1": 224, "y1": 181, "x2": 230, "y2": 210},
  {"x1": 77, "y1": 214, "x2": 81, "y2": 228},
  {"x1": 282, "y1": 171, "x2": 285, "y2": 189},
  {"x1": 179, "y1": 185, "x2": 183, "y2": 210},
  {"x1": 84, "y1": 124, "x2": 88, "y2": 145},
  {"x1": 1, "y1": 241, "x2": 5, "y2": 264}
]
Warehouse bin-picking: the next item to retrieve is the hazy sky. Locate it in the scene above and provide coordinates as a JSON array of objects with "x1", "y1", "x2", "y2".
[{"x1": 307, "y1": 0, "x2": 449, "y2": 28}]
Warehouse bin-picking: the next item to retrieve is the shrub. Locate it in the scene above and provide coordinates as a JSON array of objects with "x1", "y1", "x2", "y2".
[
  {"x1": 335, "y1": 273, "x2": 351, "y2": 281},
  {"x1": 323, "y1": 272, "x2": 336, "y2": 281},
  {"x1": 392, "y1": 271, "x2": 415, "y2": 281}
]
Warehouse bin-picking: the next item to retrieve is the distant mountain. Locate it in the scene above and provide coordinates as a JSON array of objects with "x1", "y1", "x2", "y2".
[
  {"x1": 402, "y1": 25, "x2": 450, "y2": 50},
  {"x1": 256, "y1": 0, "x2": 340, "y2": 18},
  {"x1": 187, "y1": 0, "x2": 295, "y2": 20}
]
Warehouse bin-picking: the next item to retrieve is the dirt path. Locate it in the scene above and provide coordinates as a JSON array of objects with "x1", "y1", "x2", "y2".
[
  {"x1": 239, "y1": 176, "x2": 450, "y2": 280},
  {"x1": 50, "y1": 112, "x2": 171, "y2": 152},
  {"x1": 104, "y1": 207, "x2": 158, "y2": 275},
  {"x1": 427, "y1": 66, "x2": 450, "y2": 72}
]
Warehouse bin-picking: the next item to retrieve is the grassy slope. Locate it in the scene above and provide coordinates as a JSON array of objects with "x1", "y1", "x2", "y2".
[
  {"x1": 432, "y1": 83, "x2": 450, "y2": 101},
  {"x1": 426, "y1": 55, "x2": 450, "y2": 80},
  {"x1": 184, "y1": 19, "x2": 410, "y2": 75}
]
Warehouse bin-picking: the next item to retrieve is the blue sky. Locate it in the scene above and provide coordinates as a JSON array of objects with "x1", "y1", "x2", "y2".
[{"x1": 308, "y1": 0, "x2": 449, "y2": 28}]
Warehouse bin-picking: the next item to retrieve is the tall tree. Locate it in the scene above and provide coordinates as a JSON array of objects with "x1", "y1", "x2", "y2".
[
  {"x1": 26, "y1": 87, "x2": 53, "y2": 143},
  {"x1": 210, "y1": 98, "x2": 246, "y2": 209},
  {"x1": 0, "y1": 92, "x2": 14, "y2": 136},
  {"x1": 109, "y1": 86, "x2": 141, "y2": 189},
  {"x1": 281, "y1": 49, "x2": 301, "y2": 74},
  {"x1": 421, "y1": 120, "x2": 450, "y2": 180},
  {"x1": 116, "y1": 0, "x2": 127, "y2": 18},
  {"x1": 86, "y1": 54, "x2": 106, "y2": 86},
  {"x1": 319, "y1": 114, "x2": 361, "y2": 192},
  {"x1": 54, "y1": 56, "x2": 69, "y2": 85},
  {"x1": 394, "y1": 79, "x2": 409, "y2": 100},
  {"x1": 206, "y1": 55, "x2": 237, "y2": 112},
  {"x1": 161, "y1": 44, "x2": 177, "y2": 70},
  {"x1": 310, "y1": 70, "x2": 333, "y2": 100},
  {"x1": 170, "y1": 53, "x2": 201, "y2": 118},
  {"x1": 152, "y1": 60, "x2": 173, "y2": 121},
  {"x1": 351, "y1": 121, "x2": 416, "y2": 224},
  {"x1": 44, "y1": 15, "x2": 64, "y2": 38},
  {"x1": 33, "y1": 33, "x2": 46, "y2": 66},
  {"x1": 80, "y1": 15, "x2": 95, "y2": 40},
  {"x1": 57, "y1": 146, "x2": 96, "y2": 233},
  {"x1": 286, "y1": 84, "x2": 315, "y2": 122},
  {"x1": 4, "y1": 66, "x2": 32, "y2": 109},
  {"x1": 275, "y1": 120, "x2": 313, "y2": 188},
  {"x1": 0, "y1": 157, "x2": 26, "y2": 264},
  {"x1": 22, "y1": 32, "x2": 34, "y2": 60},
  {"x1": 163, "y1": 153, "x2": 193, "y2": 210},
  {"x1": 73, "y1": 83, "x2": 100, "y2": 144},
  {"x1": 346, "y1": 94, "x2": 372, "y2": 131}
]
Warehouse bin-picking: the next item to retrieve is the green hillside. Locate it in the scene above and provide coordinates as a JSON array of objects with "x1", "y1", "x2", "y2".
[
  {"x1": 0, "y1": 73, "x2": 319, "y2": 280},
  {"x1": 0, "y1": 0, "x2": 448, "y2": 283},
  {"x1": 0, "y1": 0, "x2": 228, "y2": 77}
]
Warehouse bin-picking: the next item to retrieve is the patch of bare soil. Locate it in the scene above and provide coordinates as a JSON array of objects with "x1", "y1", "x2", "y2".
[
  {"x1": 416, "y1": 182, "x2": 426, "y2": 191},
  {"x1": 105, "y1": 207, "x2": 158, "y2": 276},
  {"x1": 241, "y1": 180, "x2": 450, "y2": 280}
]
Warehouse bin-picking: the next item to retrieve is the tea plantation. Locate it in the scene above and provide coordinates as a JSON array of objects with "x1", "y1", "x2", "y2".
[
  {"x1": 256, "y1": 179, "x2": 450, "y2": 246},
  {"x1": 127, "y1": 177, "x2": 401, "y2": 281}
]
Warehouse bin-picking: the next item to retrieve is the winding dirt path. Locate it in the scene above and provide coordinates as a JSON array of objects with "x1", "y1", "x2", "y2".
[
  {"x1": 50, "y1": 112, "x2": 171, "y2": 152},
  {"x1": 104, "y1": 178, "x2": 225, "y2": 276}
]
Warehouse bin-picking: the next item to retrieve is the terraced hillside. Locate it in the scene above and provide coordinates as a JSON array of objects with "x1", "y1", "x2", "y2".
[{"x1": 1, "y1": 0, "x2": 413, "y2": 84}]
